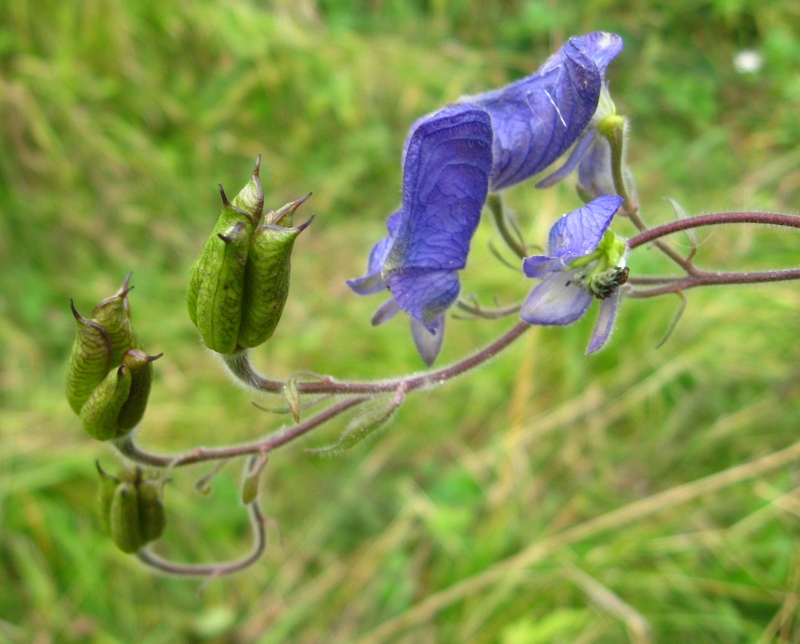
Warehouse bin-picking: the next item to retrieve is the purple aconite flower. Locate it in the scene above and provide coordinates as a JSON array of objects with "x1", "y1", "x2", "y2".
[
  {"x1": 521, "y1": 194, "x2": 626, "y2": 353},
  {"x1": 347, "y1": 104, "x2": 493, "y2": 366},
  {"x1": 462, "y1": 31, "x2": 623, "y2": 191}
]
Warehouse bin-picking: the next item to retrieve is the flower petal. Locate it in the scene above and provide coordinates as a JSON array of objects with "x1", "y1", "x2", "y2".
[
  {"x1": 385, "y1": 105, "x2": 493, "y2": 274},
  {"x1": 586, "y1": 288, "x2": 620, "y2": 353},
  {"x1": 535, "y1": 129, "x2": 596, "y2": 189},
  {"x1": 382, "y1": 104, "x2": 493, "y2": 326},
  {"x1": 347, "y1": 211, "x2": 402, "y2": 295},
  {"x1": 371, "y1": 299, "x2": 401, "y2": 326},
  {"x1": 386, "y1": 269, "x2": 460, "y2": 330},
  {"x1": 544, "y1": 194, "x2": 623, "y2": 259},
  {"x1": 411, "y1": 315, "x2": 445, "y2": 367},
  {"x1": 580, "y1": 31, "x2": 624, "y2": 77},
  {"x1": 470, "y1": 33, "x2": 620, "y2": 191},
  {"x1": 521, "y1": 269, "x2": 593, "y2": 326}
]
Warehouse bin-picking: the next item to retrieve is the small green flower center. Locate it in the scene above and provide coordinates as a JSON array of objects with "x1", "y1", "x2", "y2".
[{"x1": 568, "y1": 231, "x2": 629, "y2": 299}]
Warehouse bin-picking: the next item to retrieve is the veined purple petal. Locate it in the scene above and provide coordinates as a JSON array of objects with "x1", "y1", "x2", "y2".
[
  {"x1": 411, "y1": 315, "x2": 445, "y2": 367},
  {"x1": 385, "y1": 105, "x2": 493, "y2": 273},
  {"x1": 387, "y1": 269, "x2": 460, "y2": 330},
  {"x1": 469, "y1": 34, "x2": 620, "y2": 191},
  {"x1": 543, "y1": 194, "x2": 623, "y2": 259},
  {"x1": 382, "y1": 104, "x2": 493, "y2": 326},
  {"x1": 521, "y1": 269, "x2": 593, "y2": 326},
  {"x1": 586, "y1": 288, "x2": 620, "y2": 353}
]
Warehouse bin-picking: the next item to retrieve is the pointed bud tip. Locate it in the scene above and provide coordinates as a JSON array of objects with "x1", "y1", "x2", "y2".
[{"x1": 272, "y1": 193, "x2": 313, "y2": 225}]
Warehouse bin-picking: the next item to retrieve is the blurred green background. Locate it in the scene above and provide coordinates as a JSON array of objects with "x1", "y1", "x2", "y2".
[{"x1": 3, "y1": 0, "x2": 800, "y2": 641}]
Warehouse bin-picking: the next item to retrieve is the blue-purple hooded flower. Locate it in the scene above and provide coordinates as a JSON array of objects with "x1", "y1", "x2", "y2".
[
  {"x1": 347, "y1": 104, "x2": 493, "y2": 365},
  {"x1": 462, "y1": 31, "x2": 623, "y2": 191},
  {"x1": 521, "y1": 194, "x2": 625, "y2": 352}
]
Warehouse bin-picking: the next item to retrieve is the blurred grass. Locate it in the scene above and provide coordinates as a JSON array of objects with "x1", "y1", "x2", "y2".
[{"x1": 3, "y1": 0, "x2": 800, "y2": 641}]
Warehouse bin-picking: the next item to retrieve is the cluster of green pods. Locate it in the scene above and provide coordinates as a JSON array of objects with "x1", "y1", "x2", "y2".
[
  {"x1": 187, "y1": 157, "x2": 312, "y2": 354},
  {"x1": 65, "y1": 275, "x2": 160, "y2": 441},
  {"x1": 97, "y1": 464, "x2": 166, "y2": 554}
]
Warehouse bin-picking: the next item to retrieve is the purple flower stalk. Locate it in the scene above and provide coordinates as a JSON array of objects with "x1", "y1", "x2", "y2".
[{"x1": 521, "y1": 194, "x2": 626, "y2": 353}]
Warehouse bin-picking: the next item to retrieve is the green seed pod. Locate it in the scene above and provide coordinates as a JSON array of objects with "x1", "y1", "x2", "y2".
[
  {"x1": 79, "y1": 364, "x2": 132, "y2": 441},
  {"x1": 187, "y1": 165, "x2": 262, "y2": 352},
  {"x1": 96, "y1": 462, "x2": 120, "y2": 535},
  {"x1": 116, "y1": 349, "x2": 161, "y2": 431},
  {"x1": 191, "y1": 218, "x2": 253, "y2": 353},
  {"x1": 65, "y1": 301, "x2": 113, "y2": 414},
  {"x1": 237, "y1": 195, "x2": 313, "y2": 349},
  {"x1": 91, "y1": 274, "x2": 142, "y2": 365},
  {"x1": 79, "y1": 350, "x2": 161, "y2": 440},
  {"x1": 137, "y1": 479, "x2": 166, "y2": 543},
  {"x1": 110, "y1": 481, "x2": 144, "y2": 554}
]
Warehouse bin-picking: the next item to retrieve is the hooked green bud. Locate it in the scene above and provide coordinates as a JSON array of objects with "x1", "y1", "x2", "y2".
[
  {"x1": 238, "y1": 195, "x2": 313, "y2": 349},
  {"x1": 66, "y1": 274, "x2": 153, "y2": 419},
  {"x1": 97, "y1": 465, "x2": 166, "y2": 554},
  {"x1": 79, "y1": 349, "x2": 161, "y2": 441},
  {"x1": 187, "y1": 157, "x2": 312, "y2": 353}
]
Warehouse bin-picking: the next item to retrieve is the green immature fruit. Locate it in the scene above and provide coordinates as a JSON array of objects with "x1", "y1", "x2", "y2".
[
  {"x1": 191, "y1": 218, "x2": 254, "y2": 353},
  {"x1": 65, "y1": 302, "x2": 113, "y2": 414},
  {"x1": 109, "y1": 481, "x2": 143, "y2": 554},
  {"x1": 187, "y1": 159, "x2": 264, "y2": 353},
  {"x1": 79, "y1": 350, "x2": 161, "y2": 441},
  {"x1": 237, "y1": 195, "x2": 313, "y2": 349},
  {"x1": 97, "y1": 466, "x2": 167, "y2": 554},
  {"x1": 116, "y1": 349, "x2": 161, "y2": 430},
  {"x1": 80, "y1": 364, "x2": 132, "y2": 441},
  {"x1": 137, "y1": 479, "x2": 166, "y2": 543}
]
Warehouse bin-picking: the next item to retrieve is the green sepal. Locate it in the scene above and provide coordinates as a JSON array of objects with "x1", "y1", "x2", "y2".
[
  {"x1": 65, "y1": 301, "x2": 113, "y2": 414},
  {"x1": 308, "y1": 391, "x2": 404, "y2": 455},
  {"x1": 237, "y1": 196, "x2": 312, "y2": 349},
  {"x1": 79, "y1": 364, "x2": 133, "y2": 441}
]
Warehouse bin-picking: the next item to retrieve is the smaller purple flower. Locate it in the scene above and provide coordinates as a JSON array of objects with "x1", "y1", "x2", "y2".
[
  {"x1": 521, "y1": 194, "x2": 626, "y2": 353},
  {"x1": 348, "y1": 104, "x2": 493, "y2": 366}
]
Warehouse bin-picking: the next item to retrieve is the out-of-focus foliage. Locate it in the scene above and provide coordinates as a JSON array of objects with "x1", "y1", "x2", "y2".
[{"x1": 3, "y1": 1, "x2": 800, "y2": 642}]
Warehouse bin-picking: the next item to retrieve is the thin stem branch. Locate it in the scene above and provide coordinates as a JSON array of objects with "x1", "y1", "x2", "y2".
[
  {"x1": 136, "y1": 500, "x2": 267, "y2": 577},
  {"x1": 223, "y1": 321, "x2": 531, "y2": 396},
  {"x1": 628, "y1": 268, "x2": 800, "y2": 298},
  {"x1": 628, "y1": 211, "x2": 800, "y2": 250}
]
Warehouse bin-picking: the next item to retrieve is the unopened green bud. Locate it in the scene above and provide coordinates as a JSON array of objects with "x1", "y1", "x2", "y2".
[
  {"x1": 187, "y1": 160, "x2": 263, "y2": 353},
  {"x1": 65, "y1": 302, "x2": 113, "y2": 414},
  {"x1": 98, "y1": 467, "x2": 167, "y2": 554},
  {"x1": 79, "y1": 350, "x2": 161, "y2": 441},
  {"x1": 237, "y1": 195, "x2": 313, "y2": 349}
]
